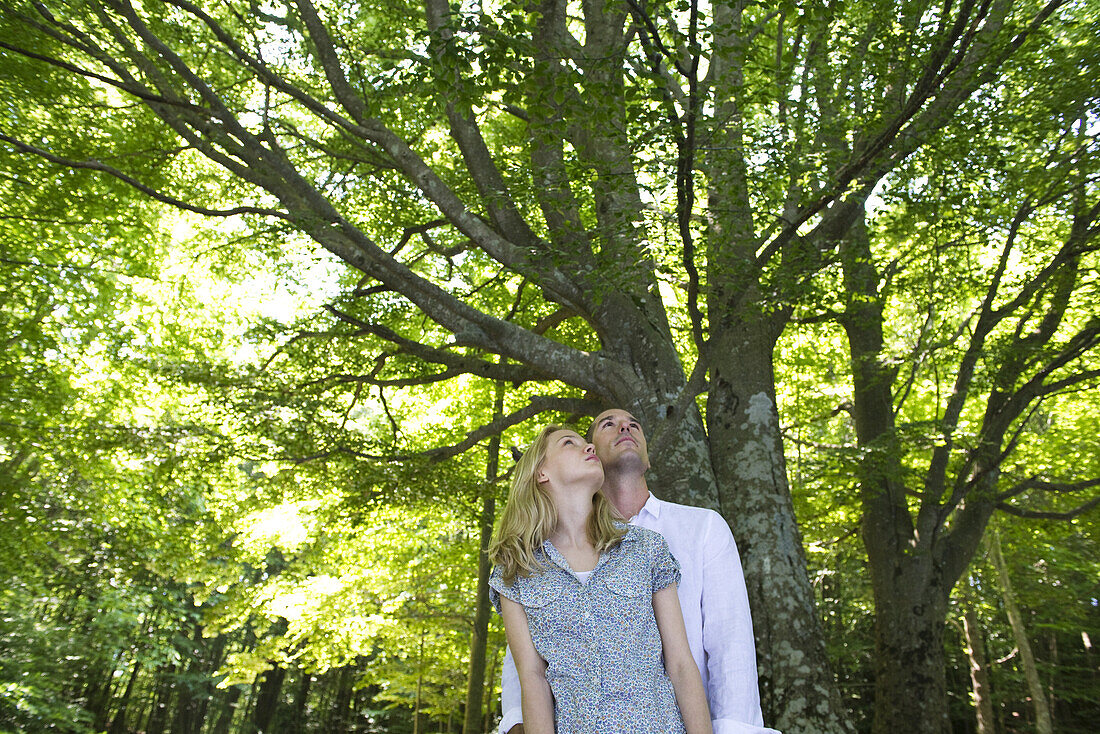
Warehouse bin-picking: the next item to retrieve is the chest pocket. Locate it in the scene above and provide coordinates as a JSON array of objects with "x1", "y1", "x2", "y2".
[
  {"x1": 601, "y1": 564, "x2": 650, "y2": 599},
  {"x1": 515, "y1": 578, "x2": 566, "y2": 609}
]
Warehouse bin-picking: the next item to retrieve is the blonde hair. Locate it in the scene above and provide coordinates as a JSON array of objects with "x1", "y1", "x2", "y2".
[{"x1": 489, "y1": 424, "x2": 626, "y2": 585}]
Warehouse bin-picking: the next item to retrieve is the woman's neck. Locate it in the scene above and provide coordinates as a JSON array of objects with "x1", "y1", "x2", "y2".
[
  {"x1": 549, "y1": 481, "x2": 598, "y2": 550},
  {"x1": 549, "y1": 491, "x2": 600, "y2": 573}
]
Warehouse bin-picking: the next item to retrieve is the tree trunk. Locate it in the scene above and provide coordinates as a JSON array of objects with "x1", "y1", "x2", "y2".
[
  {"x1": 171, "y1": 618, "x2": 221, "y2": 734},
  {"x1": 588, "y1": 249, "x2": 850, "y2": 733},
  {"x1": 324, "y1": 666, "x2": 353, "y2": 732},
  {"x1": 708, "y1": 319, "x2": 853, "y2": 734},
  {"x1": 962, "y1": 605, "x2": 996, "y2": 734},
  {"x1": 483, "y1": 642, "x2": 501, "y2": 733},
  {"x1": 989, "y1": 531, "x2": 1053, "y2": 734},
  {"x1": 869, "y1": 562, "x2": 951, "y2": 734},
  {"x1": 463, "y1": 385, "x2": 501, "y2": 734},
  {"x1": 288, "y1": 668, "x2": 311, "y2": 734},
  {"x1": 108, "y1": 658, "x2": 141, "y2": 734},
  {"x1": 210, "y1": 684, "x2": 242, "y2": 734},
  {"x1": 414, "y1": 630, "x2": 426, "y2": 734},
  {"x1": 144, "y1": 661, "x2": 176, "y2": 734},
  {"x1": 83, "y1": 661, "x2": 117, "y2": 732},
  {"x1": 840, "y1": 210, "x2": 951, "y2": 734},
  {"x1": 251, "y1": 664, "x2": 287, "y2": 733}
]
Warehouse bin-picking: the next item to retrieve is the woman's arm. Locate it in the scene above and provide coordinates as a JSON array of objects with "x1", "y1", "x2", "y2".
[
  {"x1": 654, "y1": 585, "x2": 714, "y2": 734},
  {"x1": 500, "y1": 596, "x2": 554, "y2": 734}
]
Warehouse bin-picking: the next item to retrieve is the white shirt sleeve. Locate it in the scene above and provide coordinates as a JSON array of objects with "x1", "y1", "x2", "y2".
[
  {"x1": 498, "y1": 645, "x2": 523, "y2": 733},
  {"x1": 700, "y1": 513, "x2": 782, "y2": 734}
]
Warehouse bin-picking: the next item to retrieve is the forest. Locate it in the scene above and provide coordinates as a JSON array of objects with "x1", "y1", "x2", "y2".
[{"x1": 0, "y1": 0, "x2": 1097, "y2": 732}]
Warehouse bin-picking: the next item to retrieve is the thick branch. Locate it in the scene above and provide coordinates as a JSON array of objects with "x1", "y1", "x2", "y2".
[
  {"x1": 319, "y1": 305, "x2": 546, "y2": 383},
  {"x1": 996, "y1": 477, "x2": 1100, "y2": 502},
  {"x1": 996, "y1": 497, "x2": 1100, "y2": 520}
]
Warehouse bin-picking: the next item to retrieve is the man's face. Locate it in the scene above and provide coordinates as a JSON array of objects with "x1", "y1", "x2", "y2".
[{"x1": 590, "y1": 409, "x2": 650, "y2": 472}]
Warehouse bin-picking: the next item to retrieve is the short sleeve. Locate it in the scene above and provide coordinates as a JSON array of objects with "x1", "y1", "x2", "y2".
[
  {"x1": 488, "y1": 564, "x2": 513, "y2": 614},
  {"x1": 649, "y1": 530, "x2": 681, "y2": 592}
]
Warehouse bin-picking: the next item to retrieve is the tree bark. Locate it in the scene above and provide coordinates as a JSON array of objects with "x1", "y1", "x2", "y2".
[
  {"x1": 324, "y1": 665, "x2": 353, "y2": 732},
  {"x1": 144, "y1": 661, "x2": 175, "y2": 734},
  {"x1": 210, "y1": 684, "x2": 242, "y2": 734},
  {"x1": 961, "y1": 604, "x2": 996, "y2": 734},
  {"x1": 463, "y1": 383, "x2": 501, "y2": 734},
  {"x1": 708, "y1": 318, "x2": 852, "y2": 734},
  {"x1": 414, "y1": 631, "x2": 425, "y2": 734},
  {"x1": 107, "y1": 658, "x2": 141, "y2": 734},
  {"x1": 462, "y1": 495, "x2": 496, "y2": 732},
  {"x1": 288, "y1": 668, "x2": 311, "y2": 734},
  {"x1": 989, "y1": 531, "x2": 1053, "y2": 734},
  {"x1": 251, "y1": 664, "x2": 287, "y2": 734},
  {"x1": 841, "y1": 209, "x2": 952, "y2": 734}
]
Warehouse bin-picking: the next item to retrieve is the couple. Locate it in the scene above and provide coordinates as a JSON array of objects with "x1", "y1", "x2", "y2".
[{"x1": 488, "y1": 409, "x2": 779, "y2": 734}]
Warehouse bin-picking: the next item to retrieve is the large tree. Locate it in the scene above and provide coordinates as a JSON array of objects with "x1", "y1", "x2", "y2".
[{"x1": 2, "y1": 0, "x2": 1094, "y2": 731}]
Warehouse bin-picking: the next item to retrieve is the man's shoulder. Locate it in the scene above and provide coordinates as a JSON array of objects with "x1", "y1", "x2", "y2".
[
  {"x1": 653, "y1": 496, "x2": 727, "y2": 525},
  {"x1": 648, "y1": 496, "x2": 735, "y2": 547}
]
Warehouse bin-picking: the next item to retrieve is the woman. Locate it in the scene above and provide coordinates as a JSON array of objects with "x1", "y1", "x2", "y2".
[{"x1": 488, "y1": 425, "x2": 713, "y2": 734}]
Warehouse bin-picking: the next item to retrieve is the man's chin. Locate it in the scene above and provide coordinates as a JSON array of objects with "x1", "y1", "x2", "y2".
[{"x1": 602, "y1": 451, "x2": 648, "y2": 473}]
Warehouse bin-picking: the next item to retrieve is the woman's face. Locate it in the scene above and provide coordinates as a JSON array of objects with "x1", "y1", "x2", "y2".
[{"x1": 536, "y1": 429, "x2": 603, "y2": 490}]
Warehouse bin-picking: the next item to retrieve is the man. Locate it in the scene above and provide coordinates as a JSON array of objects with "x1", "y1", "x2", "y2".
[{"x1": 497, "y1": 409, "x2": 779, "y2": 733}]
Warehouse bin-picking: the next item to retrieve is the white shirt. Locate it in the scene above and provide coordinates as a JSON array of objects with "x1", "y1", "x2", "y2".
[{"x1": 498, "y1": 493, "x2": 780, "y2": 734}]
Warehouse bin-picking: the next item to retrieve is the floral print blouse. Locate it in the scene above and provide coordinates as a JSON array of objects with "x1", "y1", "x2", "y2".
[{"x1": 489, "y1": 525, "x2": 684, "y2": 733}]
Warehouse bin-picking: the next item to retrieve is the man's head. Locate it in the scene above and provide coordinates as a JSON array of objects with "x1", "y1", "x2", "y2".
[{"x1": 589, "y1": 408, "x2": 650, "y2": 474}]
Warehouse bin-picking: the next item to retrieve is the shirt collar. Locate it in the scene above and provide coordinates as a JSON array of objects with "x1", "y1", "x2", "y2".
[
  {"x1": 633, "y1": 492, "x2": 662, "y2": 522},
  {"x1": 540, "y1": 525, "x2": 638, "y2": 576}
]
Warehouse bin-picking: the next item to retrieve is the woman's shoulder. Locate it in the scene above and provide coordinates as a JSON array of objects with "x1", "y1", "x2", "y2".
[
  {"x1": 621, "y1": 523, "x2": 671, "y2": 549},
  {"x1": 490, "y1": 558, "x2": 569, "y2": 610}
]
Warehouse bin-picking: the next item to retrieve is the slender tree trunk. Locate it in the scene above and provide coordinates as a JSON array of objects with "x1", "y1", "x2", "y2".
[
  {"x1": 144, "y1": 662, "x2": 176, "y2": 734},
  {"x1": 171, "y1": 619, "x2": 216, "y2": 734},
  {"x1": 414, "y1": 631, "x2": 425, "y2": 734},
  {"x1": 1047, "y1": 632, "x2": 1057, "y2": 729},
  {"x1": 288, "y1": 667, "x2": 311, "y2": 734},
  {"x1": 108, "y1": 658, "x2": 141, "y2": 734},
  {"x1": 483, "y1": 642, "x2": 501, "y2": 733},
  {"x1": 84, "y1": 662, "x2": 117, "y2": 732},
  {"x1": 324, "y1": 666, "x2": 353, "y2": 732},
  {"x1": 251, "y1": 664, "x2": 287, "y2": 733},
  {"x1": 463, "y1": 383, "x2": 502, "y2": 734},
  {"x1": 210, "y1": 684, "x2": 242, "y2": 734},
  {"x1": 962, "y1": 605, "x2": 996, "y2": 734},
  {"x1": 989, "y1": 531, "x2": 1053, "y2": 734}
]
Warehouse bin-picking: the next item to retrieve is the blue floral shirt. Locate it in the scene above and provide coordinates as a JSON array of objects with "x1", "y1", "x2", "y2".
[{"x1": 489, "y1": 525, "x2": 684, "y2": 733}]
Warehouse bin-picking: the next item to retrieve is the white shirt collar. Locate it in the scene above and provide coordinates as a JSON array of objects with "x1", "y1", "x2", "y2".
[{"x1": 633, "y1": 491, "x2": 662, "y2": 522}]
